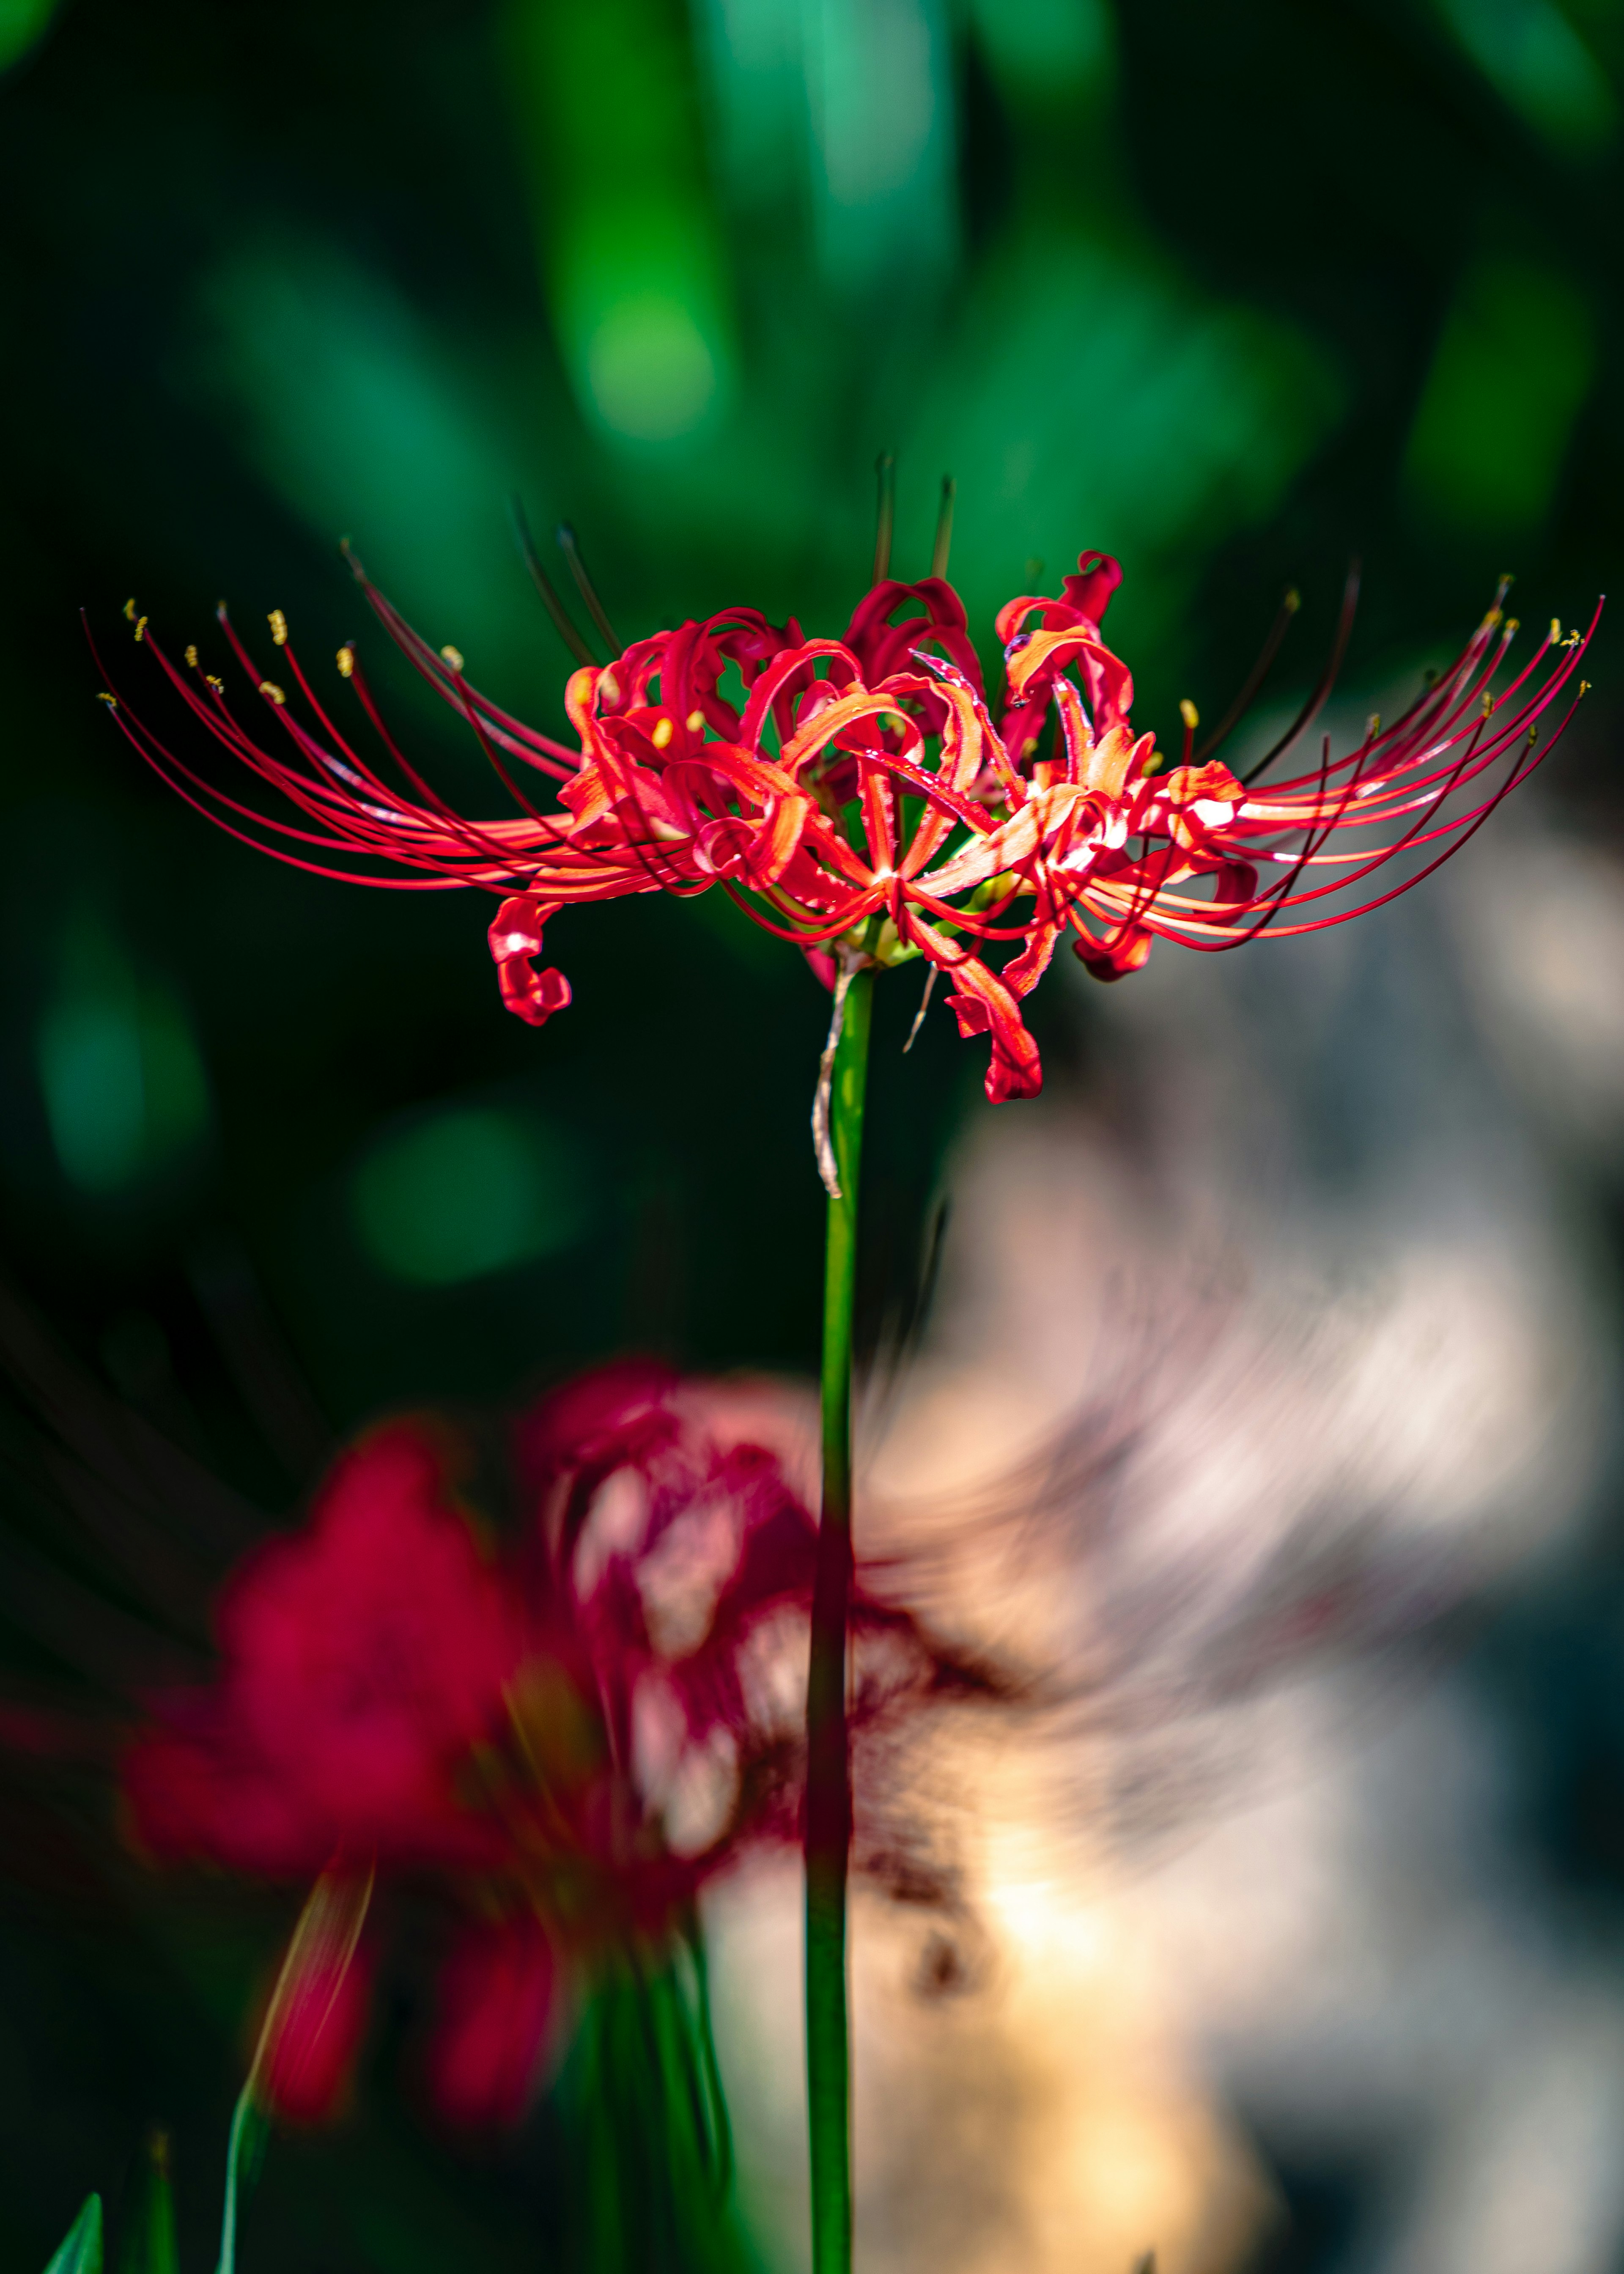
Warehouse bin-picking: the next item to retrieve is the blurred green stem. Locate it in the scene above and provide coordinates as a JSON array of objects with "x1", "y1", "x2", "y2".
[
  {"x1": 806, "y1": 959, "x2": 874, "y2": 2274},
  {"x1": 214, "y1": 2084, "x2": 256, "y2": 2274}
]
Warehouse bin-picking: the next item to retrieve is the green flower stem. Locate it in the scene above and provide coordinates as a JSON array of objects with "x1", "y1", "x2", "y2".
[
  {"x1": 214, "y1": 2082, "x2": 260, "y2": 2274},
  {"x1": 806, "y1": 958, "x2": 875, "y2": 2274}
]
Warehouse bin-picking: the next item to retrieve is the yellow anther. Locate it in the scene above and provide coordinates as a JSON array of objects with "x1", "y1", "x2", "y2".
[
  {"x1": 1284, "y1": 588, "x2": 1301, "y2": 613},
  {"x1": 1484, "y1": 607, "x2": 1503, "y2": 629},
  {"x1": 1179, "y1": 698, "x2": 1199, "y2": 730},
  {"x1": 133, "y1": 615, "x2": 147, "y2": 643},
  {"x1": 269, "y1": 609, "x2": 288, "y2": 646},
  {"x1": 1504, "y1": 617, "x2": 1518, "y2": 634},
  {"x1": 1480, "y1": 690, "x2": 1494, "y2": 716},
  {"x1": 1366, "y1": 714, "x2": 1380, "y2": 737},
  {"x1": 1021, "y1": 736, "x2": 1040, "y2": 758},
  {"x1": 123, "y1": 598, "x2": 137, "y2": 621},
  {"x1": 650, "y1": 716, "x2": 674, "y2": 750},
  {"x1": 685, "y1": 709, "x2": 704, "y2": 733},
  {"x1": 206, "y1": 675, "x2": 224, "y2": 692},
  {"x1": 259, "y1": 680, "x2": 286, "y2": 705},
  {"x1": 1580, "y1": 679, "x2": 1591, "y2": 695},
  {"x1": 184, "y1": 644, "x2": 198, "y2": 668},
  {"x1": 1550, "y1": 619, "x2": 1561, "y2": 644},
  {"x1": 337, "y1": 644, "x2": 354, "y2": 678},
  {"x1": 439, "y1": 644, "x2": 464, "y2": 673},
  {"x1": 97, "y1": 692, "x2": 116, "y2": 707}
]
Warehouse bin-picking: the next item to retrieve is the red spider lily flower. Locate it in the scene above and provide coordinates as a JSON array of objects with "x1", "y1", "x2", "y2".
[
  {"x1": 96, "y1": 555, "x2": 1598, "y2": 1113},
  {"x1": 123, "y1": 1364, "x2": 965, "y2": 2128}
]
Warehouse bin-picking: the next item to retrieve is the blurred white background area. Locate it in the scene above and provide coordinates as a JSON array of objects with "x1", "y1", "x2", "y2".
[{"x1": 710, "y1": 780, "x2": 1624, "y2": 2274}]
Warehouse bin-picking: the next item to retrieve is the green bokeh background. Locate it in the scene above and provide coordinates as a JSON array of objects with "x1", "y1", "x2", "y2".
[{"x1": 0, "y1": 0, "x2": 1619, "y2": 2265}]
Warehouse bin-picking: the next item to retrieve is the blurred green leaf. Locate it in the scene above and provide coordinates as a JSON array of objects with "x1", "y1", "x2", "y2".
[
  {"x1": 0, "y1": 0, "x2": 61, "y2": 74},
  {"x1": 801, "y1": 0, "x2": 958, "y2": 289},
  {"x1": 690, "y1": 0, "x2": 809, "y2": 216},
  {"x1": 968, "y1": 0, "x2": 1113, "y2": 104},
  {"x1": 1405, "y1": 254, "x2": 1595, "y2": 534},
  {"x1": 198, "y1": 240, "x2": 548, "y2": 687},
  {"x1": 1435, "y1": 0, "x2": 1618, "y2": 153},
  {"x1": 42, "y1": 2196, "x2": 102, "y2": 2274},
  {"x1": 37, "y1": 906, "x2": 210, "y2": 1196},
  {"x1": 695, "y1": 0, "x2": 961, "y2": 289},
  {"x1": 118, "y1": 2133, "x2": 178, "y2": 2274},
  {"x1": 352, "y1": 1102, "x2": 588, "y2": 1285},
  {"x1": 504, "y1": 0, "x2": 735, "y2": 442},
  {"x1": 910, "y1": 231, "x2": 1347, "y2": 645},
  {"x1": 559, "y1": 1952, "x2": 748, "y2": 2274}
]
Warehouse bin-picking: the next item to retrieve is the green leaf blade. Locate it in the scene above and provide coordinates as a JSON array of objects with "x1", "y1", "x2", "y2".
[
  {"x1": 43, "y1": 2195, "x2": 103, "y2": 2274},
  {"x1": 121, "y1": 2132, "x2": 179, "y2": 2274}
]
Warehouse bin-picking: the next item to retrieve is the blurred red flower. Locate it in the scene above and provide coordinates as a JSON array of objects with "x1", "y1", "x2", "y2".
[
  {"x1": 102, "y1": 553, "x2": 1597, "y2": 1105},
  {"x1": 126, "y1": 1425, "x2": 520, "y2": 1876},
  {"x1": 123, "y1": 1364, "x2": 957, "y2": 2127},
  {"x1": 427, "y1": 1917, "x2": 557, "y2": 2128}
]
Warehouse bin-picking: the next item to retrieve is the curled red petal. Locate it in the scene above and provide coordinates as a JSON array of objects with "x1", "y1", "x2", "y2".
[
  {"x1": 1059, "y1": 549, "x2": 1123, "y2": 624},
  {"x1": 993, "y1": 549, "x2": 1121, "y2": 645},
  {"x1": 498, "y1": 959, "x2": 572, "y2": 1025},
  {"x1": 489, "y1": 894, "x2": 572, "y2": 1027},
  {"x1": 934, "y1": 953, "x2": 1043, "y2": 1102},
  {"x1": 1074, "y1": 925, "x2": 1154, "y2": 982}
]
